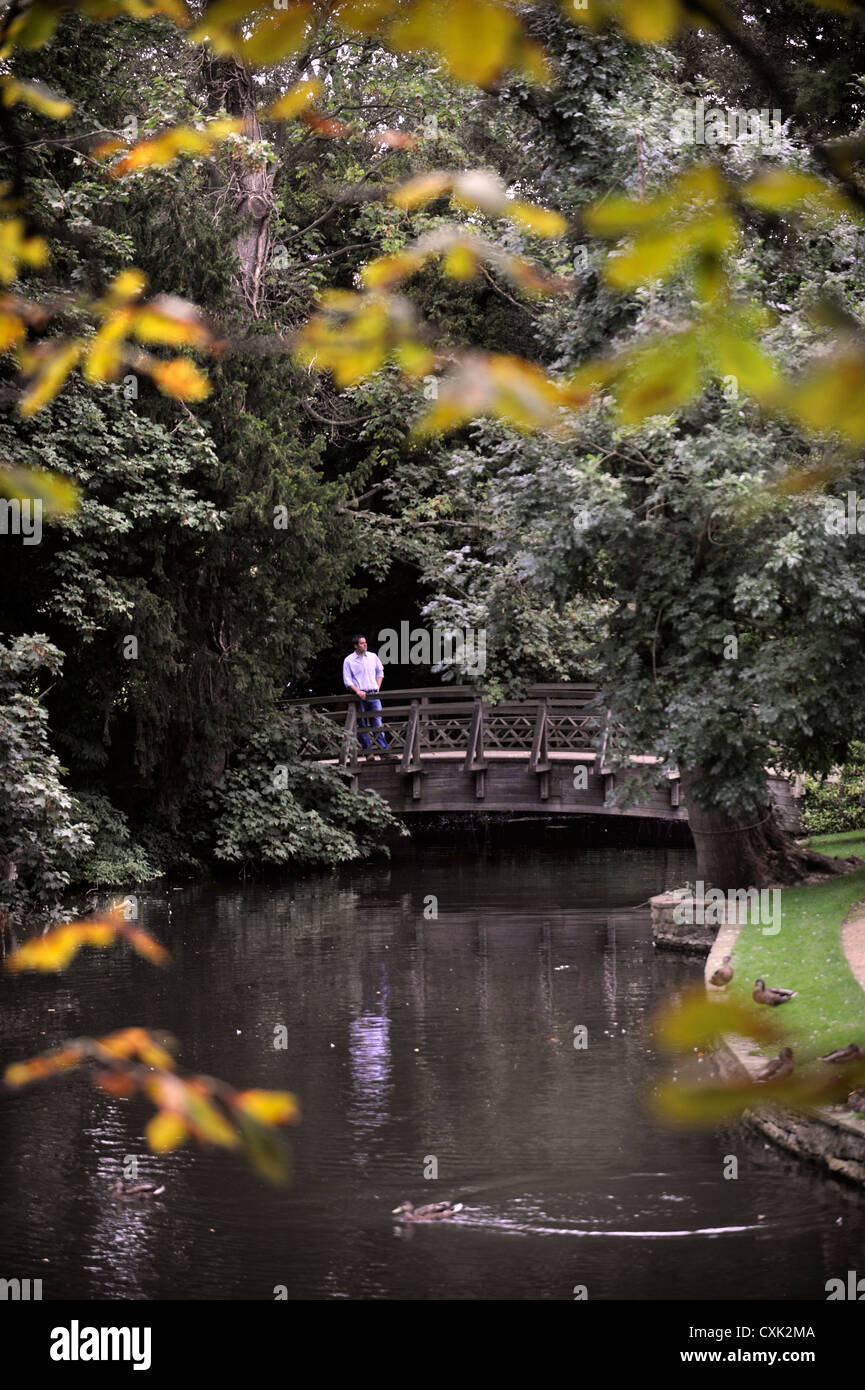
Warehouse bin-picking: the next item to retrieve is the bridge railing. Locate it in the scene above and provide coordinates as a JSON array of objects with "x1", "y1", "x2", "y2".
[{"x1": 283, "y1": 685, "x2": 617, "y2": 789}]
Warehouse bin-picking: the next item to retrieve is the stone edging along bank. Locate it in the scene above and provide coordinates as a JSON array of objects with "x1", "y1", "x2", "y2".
[{"x1": 648, "y1": 889, "x2": 865, "y2": 1186}]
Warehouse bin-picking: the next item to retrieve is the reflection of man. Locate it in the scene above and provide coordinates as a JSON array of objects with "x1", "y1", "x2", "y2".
[{"x1": 342, "y1": 634, "x2": 389, "y2": 759}]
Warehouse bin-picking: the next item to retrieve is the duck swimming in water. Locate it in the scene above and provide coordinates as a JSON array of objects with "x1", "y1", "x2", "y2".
[
  {"x1": 392, "y1": 1201, "x2": 464, "y2": 1221},
  {"x1": 110, "y1": 1181, "x2": 165, "y2": 1201}
]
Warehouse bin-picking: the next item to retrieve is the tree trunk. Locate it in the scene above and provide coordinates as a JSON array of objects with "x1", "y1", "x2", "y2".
[
  {"x1": 202, "y1": 56, "x2": 274, "y2": 315},
  {"x1": 679, "y1": 766, "x2": 858, "y2": 889}
]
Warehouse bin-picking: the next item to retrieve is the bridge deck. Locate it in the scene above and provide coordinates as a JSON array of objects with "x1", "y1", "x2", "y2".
[{"x1": 289, "y1": 685, "x2": 801, "y2": 826}]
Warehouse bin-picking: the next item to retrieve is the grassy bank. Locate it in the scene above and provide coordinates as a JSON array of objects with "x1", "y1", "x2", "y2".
[{"x1": 728, "y1": 832, "x2": 865, "y2": 1060}]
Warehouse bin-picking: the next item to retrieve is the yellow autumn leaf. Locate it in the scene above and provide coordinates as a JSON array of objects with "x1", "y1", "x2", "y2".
[
  {"x1": 605, "y1": 213, "x2": 737, "y2": 290},
  {"x1": 150, "y1": 357, "x2": 212, "y2": 401},
  {"x1": 389, "y1": 0, "x2": 546, "y2": 87},
  {"x1": 263, "y1": 78, "x2": 322, "y2": 120},
  {"x1": 19, "y1": 341, "x2": 82, "y2": 417},
  {"x1": 653, "y1": 984, "x2": 780, "y2": 1052},
  {"x1": 0, "y1": 217, "x2": 49, "y2": 283},
  {"x1": 567, "y1": 0, "x2": 686, "y2": 43},
  {"x1": 585, "y1": 165, "x2": 725, "y2": 238},
  {"x1": 184, "y1": 1087, "x2": 241, "y2": 1147},
  {"x1": 239, "y1": 5, "x2": 312, "y2": 63},
  {"x1": 741, "y1": 169, "x2": 854, "y2": 218},
  {"x1": 615, "y1": 333, "x2": 703, "y2": 423},
  {"x1": 79, "y1": 923, "x2": 117, "y2": 948},
  {"x1": 197, "y1": 0, "x2": 269, "y2": 22},
  {"x1": 604, "y1": 224, "x2": 696, "y2": 290},
  {"x1": 4, "y1": 1047, "x2": 82, "y2": 1086},
  {"x1": 133, "y1": 295, "x2": 212, "y2": 348},
  {"x1": 333, "y1": 0, "x2": 394, "y2": 34},
  {"x1": 295, "y1": 290, "x2": 422, "y2": 386},
  {"x1": 710, "y1": 326, "x2": 781, "y2": 403},
  {"x1": 361, "y1": 249, "x2": 425, "y2": 289},
  {"x1": 109, "y1": 120, "x2": 243, "y2": 177},
  {"x1": 0, "y1": 77, "x2": 73, "y2": 119},
  {"x1": 146, "y1": 1111, "x2": 189, "y2": 1152},
  {"x1": 443, "y1": 241, "x2": 478, "y2": 279},
  {"x1": 120, "y1": 924, "x2": 171, "y2": 967},
  {"x1": 618, "y1": 0, "x2": 682, "y2": 42},
  {"x1": 394, "y1": 341, "x2": 436, "y2": 377},
  {"x1": 790, "y1": 353, "x2": 865, "y2": 443},
  {"x1": 583, "y1": 192, "x2": 668, "y2": 237},
  {"x1": 234, "y1": 1089, "x2": 301, "y2": 1125},
  {"x1": 509, "y1": 201, "x2": 568, "y2": 237},
  {"x1": 390, "y1": 172, "x2": 453, "y2": 210},
  {"x1": 3, "y1": 4, "x2": 60, "y2": 52},
  {"x1": 102, "y1": 268, "x2": 148, "y2": 308},
  {"x1": 86, "y1": 309, "x2": 134, "y2": 383},
  {"x1": 99, "y1": 1026, "x2": 177, "y2": 1070},
  {"x1": 414, "y1": 351, "x2": 578, "y2": 437},
  {"x1": 0, "y1": 309, "x2": 25, "y2": 351},
  {"x1": 0, "y1": 465, "x2": 80, "y2": 516}
]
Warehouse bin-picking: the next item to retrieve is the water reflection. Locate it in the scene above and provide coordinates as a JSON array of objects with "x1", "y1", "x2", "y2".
[{"x1": 1, "y1": 838, "x2": 864, "y2": 1300}]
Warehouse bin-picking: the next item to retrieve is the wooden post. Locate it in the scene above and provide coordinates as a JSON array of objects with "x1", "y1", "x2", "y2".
[
  {"x1": 401, "y1": 701, "x2": 421, "y2": 774},
  {"x1": 464, "y1": 695, "x2": 488, "y2": 799},
  {"x1": 594, "y1": 710, "x2": 611, "y2": 777},
  {"x1": 529, "y1": 698, "x2": 551, "y2": 802},
  {"x1": 340, "y1": 703, "x2": 358, "y2": 770}
]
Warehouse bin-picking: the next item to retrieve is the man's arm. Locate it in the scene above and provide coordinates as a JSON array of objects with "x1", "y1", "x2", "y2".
[
  {"x1": 342, "y1": 656, "x2": 365, "y2": 698},
  {"x1": 374, "y1": 655, "x2": 384, "y2": 690}
]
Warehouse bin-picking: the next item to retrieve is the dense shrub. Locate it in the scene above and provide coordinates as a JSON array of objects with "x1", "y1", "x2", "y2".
[
  {"x1": 802, "y1": 746, "x2": 865, "y2": 837},
  {"x1": 0, "y1": 636, "x2": 93, "y2": 924}
]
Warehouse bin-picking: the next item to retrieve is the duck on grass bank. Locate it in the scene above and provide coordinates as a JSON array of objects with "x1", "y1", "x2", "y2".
[
  {"x1": 710, "y1": 956, "x2": 733, "y2": 987},
  {"x1": 110, "y1": 1181, "x2": 165, "y2": 1201},
  {"x1": 753, "y1": 979, "x2": 797, "y2": 1007},
  {"x1": 756, "y1": 1047, "x2": 794, "y2": 1083},
  {"x1": 847, "y1": 1088, "x2": 865, "y2": 1115},
  {"x1": 392, "y1": 1201, "x2": 464, "y2": 1222},
  {"x1": 821, "y1": 1043, "x2": 865, "y2": 1064}
]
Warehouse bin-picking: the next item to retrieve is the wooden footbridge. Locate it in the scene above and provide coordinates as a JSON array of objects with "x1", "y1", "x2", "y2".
[{"x1": 287, "y1": 684, "x2": 801, "y2": 826}]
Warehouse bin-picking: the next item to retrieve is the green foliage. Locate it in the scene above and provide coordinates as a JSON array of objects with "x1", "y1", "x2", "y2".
[
  {"x1": 70, "y1": 792, "x2": 163, "y2": 887},
  {"x1": 0, "y1": 635, "x2": 92, "y2": 923},
  {"x1": 802, "y1": 748, "x2": 865, "y2": 837},
  {"x1": 207, "y1": 710, "x2": 405, "y2": 868}
]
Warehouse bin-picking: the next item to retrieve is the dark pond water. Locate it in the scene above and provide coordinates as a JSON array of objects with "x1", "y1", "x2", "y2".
[{"x1": 2, "y1": 837, "x2": 864, "y2": 1301}]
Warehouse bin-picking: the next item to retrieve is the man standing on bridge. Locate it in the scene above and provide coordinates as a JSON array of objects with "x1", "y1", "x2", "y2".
[{"x1": 343, "y1": 634, "x2": 390, "y2": 759}]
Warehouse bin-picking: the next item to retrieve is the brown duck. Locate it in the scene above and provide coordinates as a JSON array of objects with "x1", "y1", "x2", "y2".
[
  {"x1": 753, "y1": 978, "x2": 797, "y2": 1007},
  {"x1": 821, "y1": 1043, "x2": 865, "y2": 1064},
  {"x1": 756, "y1": 1046, "x2": 794, "y2": 1083},
  {"x1": 392, "y1": 1201, "x2": 464, "y2": 1221},
  {"x1": 110, "y1": 1181, "x2": 165, "y2": 1201},
  {"x1": 710, "y1": 955, "x2": 733, "y2": 987},
  {"x1": 846, "y1": 1088, "x2": 865, "y2": 1115}
]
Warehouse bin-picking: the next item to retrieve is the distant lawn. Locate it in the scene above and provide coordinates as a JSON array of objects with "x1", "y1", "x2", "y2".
[
  {"x1": 805, "y1": 829, "x2": 865, "y2": 860},
  {"x1": 729, "y1": 858, "x2": 865, "y2": 1061}
]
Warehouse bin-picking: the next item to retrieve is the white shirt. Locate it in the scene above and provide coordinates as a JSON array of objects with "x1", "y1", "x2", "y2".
[{"x1": 343, "y1": 650, "x2": 384, "y2": 693}]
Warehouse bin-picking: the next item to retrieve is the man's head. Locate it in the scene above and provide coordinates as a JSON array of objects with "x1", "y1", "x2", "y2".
[{"x1": 353, "y1": 634, "x2": 367, "y2": 653}]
